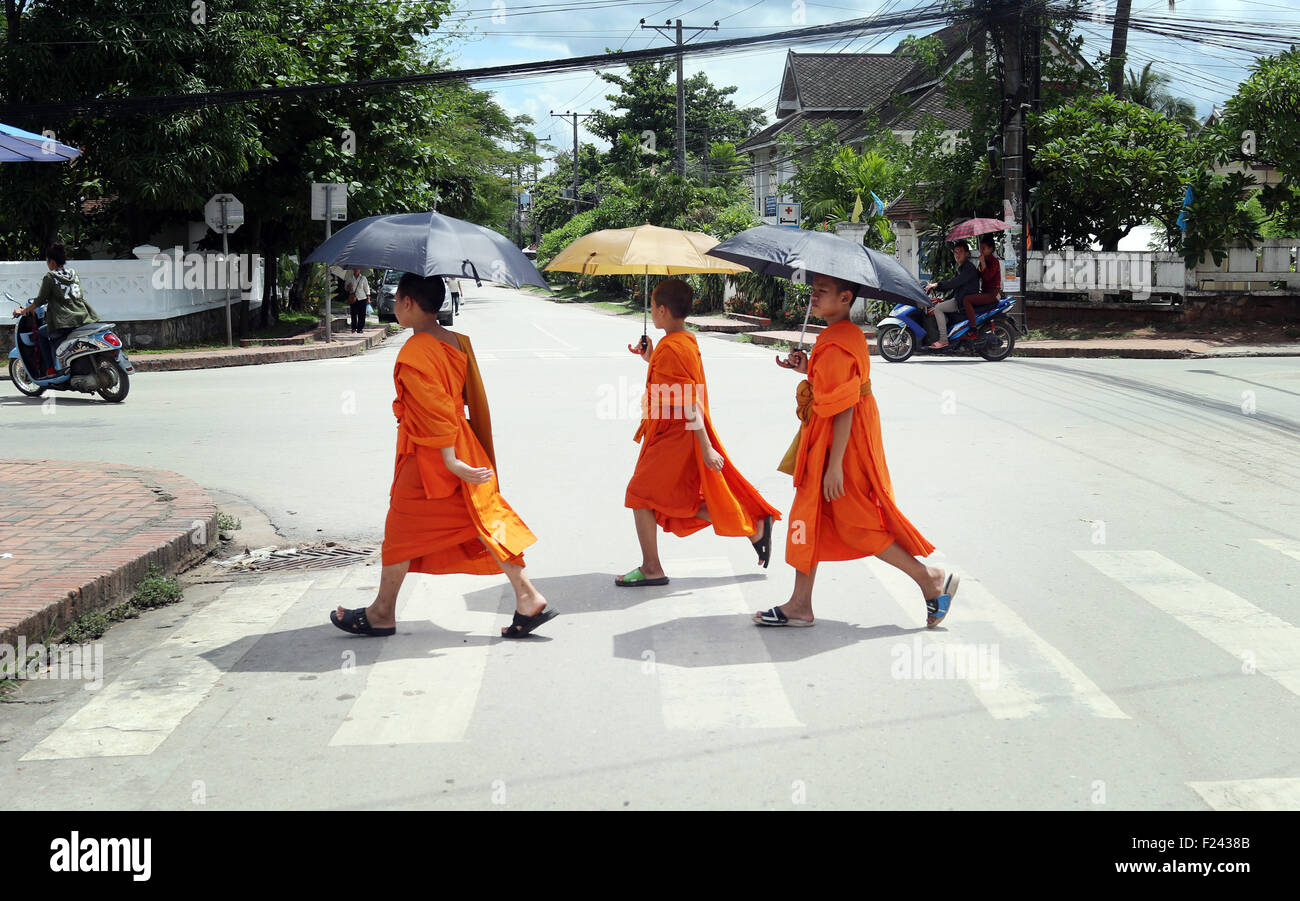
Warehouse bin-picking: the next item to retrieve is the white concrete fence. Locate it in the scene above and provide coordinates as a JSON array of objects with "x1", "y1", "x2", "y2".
[
  {"x1": 0, "y1": 249, "x2": 263, "y2": 322},
  {"x1": 1025, "y1": 240, "x2": 1299, "y2": 299}
]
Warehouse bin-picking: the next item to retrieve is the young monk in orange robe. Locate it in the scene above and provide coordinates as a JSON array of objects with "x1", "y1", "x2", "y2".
[
  {"x1": 330, "y1": 274, "x2": 556, "y2": 639},
  {"x1": 753, "y1": 274, "x2": 958, "y2": 628},
  {"x1": 617, "y1": 278, "x2": 782, "y2": 586}
]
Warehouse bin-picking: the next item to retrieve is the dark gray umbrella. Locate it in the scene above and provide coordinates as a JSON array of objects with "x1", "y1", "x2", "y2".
[
  {"x1": 305, "y1": 211, "x2": 549, "y2": 290},
  {"x1": 707, "y1": 225, "x2": 932, "y2": 349}
]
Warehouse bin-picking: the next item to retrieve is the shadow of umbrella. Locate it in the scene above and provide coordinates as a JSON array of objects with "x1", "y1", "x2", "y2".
[
  {"x1": 612, "y1": 615, "x2": 919, "y2": 667},
  {"x1": 199, "y1": 622, "x2": 483, "y2": 675},
  {"x1": 461, "y1": 571, "x2": 770, "y2": 616}
]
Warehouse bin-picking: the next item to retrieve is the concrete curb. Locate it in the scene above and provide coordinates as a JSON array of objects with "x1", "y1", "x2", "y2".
[
  {"x1": 128, "y1": 325, "x2": 392, "y2": 373},
  {"x1": 0, "y1": 461, "x2": 218, "y2": 646},
  {"x1": 741, "y1": 329, "x2": 1300, "y2": 359}
]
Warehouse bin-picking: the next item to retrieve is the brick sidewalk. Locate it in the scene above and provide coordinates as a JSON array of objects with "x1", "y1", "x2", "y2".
[{"x1": 0, "y1": 461, "x2": 217, "y2": 645}]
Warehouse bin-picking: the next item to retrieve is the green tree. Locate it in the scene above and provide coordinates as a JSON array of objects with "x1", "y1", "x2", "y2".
[
  {"x1": 1220, "y1": 48, "x2": 1300, "y2": 235},
  {"x1": 588, "y1": 59, "x2": 765, "y2": 180},
  {"x1": 1030, "y1": 93, "x2": 1198, "y2": 251},
  {"x1": 1124, "y1": 62, "x2": 1199, "y2": 133}
]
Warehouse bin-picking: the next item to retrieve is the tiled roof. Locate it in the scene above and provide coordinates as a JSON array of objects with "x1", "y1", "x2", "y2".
[
  {"x1": 881, "y1": 84, "x2": 973, "y2": 131},
  {"x1": 738, "y1": 111, "x2": 863, "y2": 153},
  {"x1": 884, "y1": 193, "x2": 931, "y2": 222},
  {"x1": 786, "y1": 52, "x2": 917, "y2": 111}
]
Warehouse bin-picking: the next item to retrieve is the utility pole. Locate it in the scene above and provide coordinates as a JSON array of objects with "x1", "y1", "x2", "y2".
[
  {"x1": 640, "y1": 18, "x2": 719, "y2": 178},
  {"x1": 550, "y1": 110, "x2": 597, "y2": 217},
  {"x1": 988, "y1": 0, "x2": 1031, "y2": 331}
]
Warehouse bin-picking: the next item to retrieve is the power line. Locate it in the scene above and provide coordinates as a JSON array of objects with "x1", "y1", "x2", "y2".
[{"x1": 0, "y1": 3, "x2": 957, "y2": 119}]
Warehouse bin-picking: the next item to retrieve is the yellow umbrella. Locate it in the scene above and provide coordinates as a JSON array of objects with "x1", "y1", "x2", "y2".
[{"x1": 545, "y1": 223, "x2": 750, "y2": 341}]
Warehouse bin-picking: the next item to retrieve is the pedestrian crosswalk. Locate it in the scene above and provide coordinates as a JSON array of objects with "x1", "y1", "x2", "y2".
[{"x1": 11, "y1": 541, "x2": 1300, "y2": 807}]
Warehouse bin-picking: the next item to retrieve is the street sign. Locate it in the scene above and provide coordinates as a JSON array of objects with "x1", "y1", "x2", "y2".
[
  {"x1": 311, "y1": 183, "x2": 348, "y2": 221},
  {"x1": 204, "y1": 193, "x2": 243, "y2": 234},
  {"x1": 778, "y1": 202, "x2": 801, "y2": 228},
  {"x1": 765, "y1": 195, "x2": 778, "y2": 217}
]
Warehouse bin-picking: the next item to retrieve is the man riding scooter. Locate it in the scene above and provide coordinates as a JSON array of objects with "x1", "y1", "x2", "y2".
[
  {"x1": 923, "y1": 240, "x2": 981, "y2": 350},
  {"x1": 11, "y1": 242, "x2": 98, "y2": 375}
]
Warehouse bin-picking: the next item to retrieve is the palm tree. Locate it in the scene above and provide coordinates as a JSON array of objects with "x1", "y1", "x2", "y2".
[
  {"x1": 802, "y1": 146, "x2": 896, "y2": 246},
  {"x1": 1110, "y1": 0, "x2": 1177, "y2": 97},
  {"x1": 1124, "y1": 62, "x2": 1200, "y2": 133}
]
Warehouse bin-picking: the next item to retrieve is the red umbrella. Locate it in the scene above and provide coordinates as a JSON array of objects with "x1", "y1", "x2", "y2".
[{"x1": 947, "y1": 218, "x2": 1011, "y2": 241}]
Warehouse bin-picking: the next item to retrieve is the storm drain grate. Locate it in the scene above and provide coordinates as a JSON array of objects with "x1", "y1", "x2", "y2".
[{"x1": 217, "y1": 543, "x2": 379, "y2": 573}]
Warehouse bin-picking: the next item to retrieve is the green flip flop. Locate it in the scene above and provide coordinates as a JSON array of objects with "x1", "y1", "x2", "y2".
[{"x1": 614, "y1": 567, "x2": 669, "y2": 587}]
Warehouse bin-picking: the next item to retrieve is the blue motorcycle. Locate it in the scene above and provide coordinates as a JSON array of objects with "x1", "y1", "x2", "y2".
[
  {"x1": 876, "y1": 294, "x2": 1019, "y2": 363},
  {"x1": 7, "y1": 292, "x2": 134, "y2": 402}
]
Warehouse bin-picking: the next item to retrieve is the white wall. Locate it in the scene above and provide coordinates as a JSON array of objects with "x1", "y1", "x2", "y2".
[{"x1": 0, "y1": 255, "x2": 263, "y2": 322}]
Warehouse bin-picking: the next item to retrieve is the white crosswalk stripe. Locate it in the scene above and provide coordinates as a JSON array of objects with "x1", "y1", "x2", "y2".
[
  {"x1": 21, "y1": 581, "x2": 312, "y2": 760},
  {"x1": 638, "y1": 558, "x2": 802, "y2": 730},
  {"x1": 329, "y1": 573, "x2": 499, "y2": 746},
  {"x1": 1255, "y1": 537, "x2": 1300, "y2": 564},
  {"x1": 864, "y1": 557, "x2": 1128, "y2": 719},
  {"x1": 1187, "y1": 777, "x2": 1300, "y2": 811},
  {"x1": 1077, "y1": 550, "x2": 1300, "y2": 699}
]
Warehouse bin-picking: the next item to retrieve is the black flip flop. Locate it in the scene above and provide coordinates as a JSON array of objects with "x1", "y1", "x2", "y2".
[
  {"x1": 501, "y1": 607, "x2": 559, "y2": 639},
  {"x1": 330, "y1": 607, "x2": 396, "y2": 637},
  {"x1": 750, "y1": 514, "x2": 774, "y2": 568}
]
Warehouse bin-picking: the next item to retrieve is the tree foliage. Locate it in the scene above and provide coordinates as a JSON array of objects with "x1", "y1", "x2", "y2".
[{"x1": 1030, "y1": 94, "x2": 1198, "y2": 251}]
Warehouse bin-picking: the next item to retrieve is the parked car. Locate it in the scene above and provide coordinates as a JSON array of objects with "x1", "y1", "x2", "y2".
[{"x1": 378, "y1": 270, "x2": 454, "y2": 326}]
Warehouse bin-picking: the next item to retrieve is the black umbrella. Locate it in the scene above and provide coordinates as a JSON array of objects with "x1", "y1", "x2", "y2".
[
  {"x1": 707, "y1": 225, "x2": 932, "y2": 348},
  {"x1": 305, "y1": 211, "x2": 549, "y2": 290}
]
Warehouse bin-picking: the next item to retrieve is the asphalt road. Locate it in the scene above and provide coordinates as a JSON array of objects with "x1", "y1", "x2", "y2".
[{"x1": 2, "y1": 284, "x2": 1298, "y2": 810}]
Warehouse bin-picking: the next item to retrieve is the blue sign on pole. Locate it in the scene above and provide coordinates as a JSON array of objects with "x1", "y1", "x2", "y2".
[{"x1": 765, "y1": 195, "x2": 778, "y2": 217}]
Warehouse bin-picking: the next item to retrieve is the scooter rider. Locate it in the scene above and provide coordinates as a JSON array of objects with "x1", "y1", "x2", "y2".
[
  {"x1": 923, "y1": 241, "x2": 980, "y2": 350},
  {"x1": 11, "y1": 242, "x2": 99, "y2": 376}
]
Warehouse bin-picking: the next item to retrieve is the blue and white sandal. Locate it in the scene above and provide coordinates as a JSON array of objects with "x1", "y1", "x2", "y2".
[
  {"x1": 752, "y1": 606, "x2": 814, "y2": 627},
  {"x1": 926, "y1": 573, "x2": 960, "y2": 628}
]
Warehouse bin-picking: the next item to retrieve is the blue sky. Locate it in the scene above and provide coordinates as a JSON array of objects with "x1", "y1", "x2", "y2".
[{"x1": 439, "y1": 0, "x2": 1295, "y2": 176}]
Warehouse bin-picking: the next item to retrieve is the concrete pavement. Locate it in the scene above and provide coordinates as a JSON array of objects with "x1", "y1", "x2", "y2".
[{"x1": 2, "y1": 283, "x2": 1299, "y2": 809}]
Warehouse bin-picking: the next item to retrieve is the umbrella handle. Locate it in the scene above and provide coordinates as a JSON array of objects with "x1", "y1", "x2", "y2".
[{"x1": 462, "y1": 260, "x2": 483, "y2": 288}]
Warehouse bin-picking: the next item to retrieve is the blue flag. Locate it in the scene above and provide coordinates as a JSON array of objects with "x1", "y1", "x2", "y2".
[
  {"x1": 871, "y1": 191, "x2": 886, "y2": 217},
  {"x1": 1176, "y1": 185, "x2": 1194, "y2": 235}
]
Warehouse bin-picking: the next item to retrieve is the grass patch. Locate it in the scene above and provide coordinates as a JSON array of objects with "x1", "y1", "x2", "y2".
[
  {"x1": 216, "y1": 512, "x2": 241, "y2": 532},
  {"x1": 594, "y1": 300, "x2": 639, "y2": 315},
  {"x1": 536, "y1": 283, "x2": 631, "y2": 305},
  {"x1": 53, "y1": 565, "x2": 184, "y2": 647}
]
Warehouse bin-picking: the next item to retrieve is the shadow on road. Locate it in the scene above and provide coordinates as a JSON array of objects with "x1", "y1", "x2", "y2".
[
  {"x1": 612, "y1": 615, "x2": 917, "y2": 667},
  {"x1": 461, "y1": 571, "x2": 769, "y2": 615}
]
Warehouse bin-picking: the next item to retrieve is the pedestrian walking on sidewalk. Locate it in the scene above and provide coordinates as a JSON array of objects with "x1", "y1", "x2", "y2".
[{"x1": 346, "y1": 267, "x2": 371, "y2": 333}]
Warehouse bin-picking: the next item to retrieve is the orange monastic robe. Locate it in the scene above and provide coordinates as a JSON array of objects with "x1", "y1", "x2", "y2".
[
  {"x1": 381, "y1": 331, "x2": 536, "y2": 575},
  {"x1": 782, "y1": 319, "x2": 934, "y2": 574},
  {"x1": 625, "y1": 330, "x2": 781, "y2": 537}
]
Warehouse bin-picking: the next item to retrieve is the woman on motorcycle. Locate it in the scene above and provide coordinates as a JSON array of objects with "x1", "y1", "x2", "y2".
[
  {"x1": 11, "y1": 242, "x2": 99, "y2": 375},
  {"x1": 963, "y1": 235, "x2": 1003, "y2": 332}
]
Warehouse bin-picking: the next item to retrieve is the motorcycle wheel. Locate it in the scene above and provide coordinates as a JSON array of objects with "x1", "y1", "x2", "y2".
[
  {"x1": 96, "y1": 359, "x2": 130, "y2": 403},
  {"x1": 8, "y1": 357, "x2": 45, "y2": 397},
  {"x1": 978, "y1": 320, "x2": 1016, "y2": 362},
  {"x1": 877, "y1": 325, "x2": 915, "y2": 363}
]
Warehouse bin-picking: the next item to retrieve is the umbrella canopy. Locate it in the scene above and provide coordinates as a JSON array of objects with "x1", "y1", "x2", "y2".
[
  {"x1": 305, "y1": 211, "x2": 548, "y2": 290},
  {"x1": 947, "y1": 218, "x2": 1011, "y2": 241},
  {"x1": 706, "y1": 225, "x2": 931, "y2": 307},
  {"x1": 546, "y1": 223, "x2": 750, "y2": 337},
  {"x1": 0, "y1": 123, "x2": 82, "y2": 162},
  {"x1": 545, "y1": 223, "x2": 751, "y2": 277}
]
